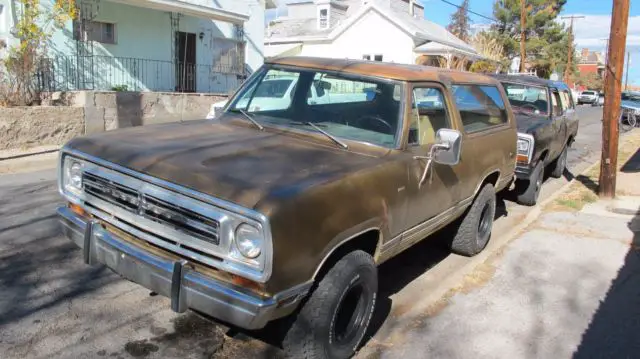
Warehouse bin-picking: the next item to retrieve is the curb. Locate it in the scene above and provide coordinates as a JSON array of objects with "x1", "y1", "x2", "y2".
[{"x1": 0, "y1": 148, "x2": 60, "y2": 162}]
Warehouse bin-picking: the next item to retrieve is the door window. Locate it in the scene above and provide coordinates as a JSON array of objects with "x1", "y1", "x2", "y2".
[
  {"x1": 452, "y1": 85, "x2": 508, "y2": 133},
  {"x1": 551, "y1": 91, "x2": 563, "y2": 116},
  {"x1": 409, "y1": 87, "x2": 450, "y2": 146}
]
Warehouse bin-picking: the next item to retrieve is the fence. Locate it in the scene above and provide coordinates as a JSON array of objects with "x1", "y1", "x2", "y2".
[{"x1": 36, "y1": 55, "x2": 247, "y2": 94}]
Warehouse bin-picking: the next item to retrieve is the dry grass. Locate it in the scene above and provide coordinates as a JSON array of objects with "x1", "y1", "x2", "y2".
[{"x1": 548, "y1": 130, "x2": 640, "y2": 212}]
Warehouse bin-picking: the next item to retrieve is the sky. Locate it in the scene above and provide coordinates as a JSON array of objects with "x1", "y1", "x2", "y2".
[
  {"x1": 422, "y1": 0, "x2": 640, "y2": 86},
  {"x1": 267, "y1": 1, "x2": 639, "y2": 85}
]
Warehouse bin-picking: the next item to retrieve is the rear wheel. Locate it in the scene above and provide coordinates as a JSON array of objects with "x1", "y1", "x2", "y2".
[
  {"x1": 515, "y1": 161, "x2": 544, "y2": 206},
  {"x1": 283, "y1": 250, "x2": 377, "y2": 359},
  {"x1": 451, "y1": 184, "x2": 496, "y2": 256},
  {"x1": 550, "y1": 146, "x2": 568, "y2": 179}
]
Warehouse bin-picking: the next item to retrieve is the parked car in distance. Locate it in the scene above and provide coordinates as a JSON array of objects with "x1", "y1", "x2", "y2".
[
  {"x1": 592, "y1": 91, "x2": 605, "y2": 107},
  {"x1": 491, "y1": 75, "x2": 579, "y2": 206},
  {"x1": 58, "y1": 57, "x2": 517, "y2": 359},
  {"x1": 621, "y1": 91, "x2": 640, "y2": 126},
  {"x1": 578, "y1": 90, "x2": 599, "y2": 105}
]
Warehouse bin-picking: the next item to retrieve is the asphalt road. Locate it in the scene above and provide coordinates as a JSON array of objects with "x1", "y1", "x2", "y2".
[{"x1": 0, "y1": 106, "x2": 606, "y2": 359}]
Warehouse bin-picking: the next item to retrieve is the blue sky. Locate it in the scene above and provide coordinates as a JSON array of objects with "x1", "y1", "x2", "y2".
[{"x1": 423, "y1": 0, "x2": 640, "y2": 85}]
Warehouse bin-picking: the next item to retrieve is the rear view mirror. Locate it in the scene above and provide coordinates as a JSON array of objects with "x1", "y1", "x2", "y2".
[{"x1": 433, "y1": 129, "x2": 462, "y2": 166}]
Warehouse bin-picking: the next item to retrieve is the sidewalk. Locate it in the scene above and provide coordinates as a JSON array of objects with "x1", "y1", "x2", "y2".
[
  {"x1": 0, "y1": 146, "x2": 59, "y2": 175},
  {"x1": 359, "y1": 132, "x2": 640, "y2": 359}
]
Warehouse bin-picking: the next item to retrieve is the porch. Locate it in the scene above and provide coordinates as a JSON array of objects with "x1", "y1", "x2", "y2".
[{"x1": 46, "y1": 0, "x2": 254, "y2": 93}]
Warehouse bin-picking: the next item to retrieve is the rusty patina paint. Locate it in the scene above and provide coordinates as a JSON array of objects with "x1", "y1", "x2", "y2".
[{"x1": 65, "y1": 58, "x2": 517, "y2": 294}]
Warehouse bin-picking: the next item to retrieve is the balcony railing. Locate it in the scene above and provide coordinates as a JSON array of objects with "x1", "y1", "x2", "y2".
[{"x1": 36, "y1": 55, "x2": 248, "y2": 94}]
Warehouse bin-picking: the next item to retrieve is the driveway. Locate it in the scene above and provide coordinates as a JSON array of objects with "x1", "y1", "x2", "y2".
[{"x1": 0, "y1": 107, "x2": 606, "y2": 358}]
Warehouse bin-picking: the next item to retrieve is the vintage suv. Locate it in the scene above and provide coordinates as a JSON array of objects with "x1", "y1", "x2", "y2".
[
  {"x1": 491, "y1": 75, "x2": 579, "y2": 206},
  {"x1": 58, "y1": 57, "x2": 516, "y2": 358}
]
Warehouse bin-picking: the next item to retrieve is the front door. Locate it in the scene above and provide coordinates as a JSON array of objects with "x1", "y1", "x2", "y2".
[
  {"x1": 175, "y1": 31, "x2": 196, "y2": 92},
  {"x1": 400, "y1": 84, "x2": 459, "y2": 249}
]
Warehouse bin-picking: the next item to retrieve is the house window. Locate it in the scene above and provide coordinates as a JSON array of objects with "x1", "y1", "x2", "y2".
[
  {"x1": 73, "y1": 20, "x2": 116, "y2": 44},
  {"x1": 319, "y1": 9, "x2": 328, "y2": 29},
  {"x1": 374, "y1": 54, "x2": 383, "y2": 61},
  {"x1": 362, "y1": 55, "x2": 371, "y2": 60}
]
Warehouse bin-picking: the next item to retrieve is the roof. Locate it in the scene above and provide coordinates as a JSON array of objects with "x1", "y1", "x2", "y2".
[
  {"x1": 414, "y1": 42, "x2": 484, "y2": 60},
  {"x1": 266, "y1": 1, "x2": 476, "y2": 55},
  {"x1": 267, "y1": 56, "x2": 498, "y2": 84},
  {"x1": 489, "y1": 74, "x2": 569, "y2": 90}
]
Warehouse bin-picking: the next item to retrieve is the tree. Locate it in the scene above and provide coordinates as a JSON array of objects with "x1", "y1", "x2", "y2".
[
  {"x1": 0, "y1": 0, "x2": 77, "y2": 106},
  {"x1": 490, "y1": 0, "x2": 572, "y2": 77},
  {"x1": 573, "y1": 72, "x2": 603, "y2": 91},
  {"x1": 447, "y1": 0, "x2": 471, "y2": 42}
]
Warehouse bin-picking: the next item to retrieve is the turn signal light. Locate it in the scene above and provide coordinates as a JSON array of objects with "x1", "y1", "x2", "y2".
[{"x1": 69, "y1": 203, "x2": 86, "y2": 217}]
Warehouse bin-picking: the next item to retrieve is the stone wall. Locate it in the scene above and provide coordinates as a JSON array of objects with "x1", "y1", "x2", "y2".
[
  {"x1": 43, "y1": 91, "x2": 228, "y2": 133},
  {"x1": 1, "y1": 91, "x2": 229, "y2": 152},
  {"x1": 0, "y1": 107, "x2": 84, "y2": 150}
]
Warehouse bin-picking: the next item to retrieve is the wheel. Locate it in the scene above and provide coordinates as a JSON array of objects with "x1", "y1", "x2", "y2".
[
  {"x1": 515, "y1": 161, "x2": 544, "y2": 206},
  {"x1": 450, "y1": 183, "x2": 496, "y2": 256},
  {"x1": 621, "y1": 113, "x2": 634, "y2": 132},
  {"x1": 283, "y1": 250, "x2": 377, "y2": 359},
  {"x1": 550, "y1": 146, "x2": 568, "y2": 179}
]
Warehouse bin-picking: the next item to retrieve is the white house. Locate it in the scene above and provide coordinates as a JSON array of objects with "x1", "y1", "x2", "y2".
[
  {"x1": 0, "y1": 0, "x2": 277, "y2": 93},
  {"x1": 264, "y1": 0, "x2": 481, "y2": 68}
]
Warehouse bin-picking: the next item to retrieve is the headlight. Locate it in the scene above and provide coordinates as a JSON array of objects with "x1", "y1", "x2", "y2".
[
  {"x1": 62, "y1": 156, "x2": 85, "y2": 195},
  {"x1": 234, "y1": 224, "x2": 263, "y2": 259},
  {"x1": 517, "y1": 138, "x2": 530, "y2": 153}
]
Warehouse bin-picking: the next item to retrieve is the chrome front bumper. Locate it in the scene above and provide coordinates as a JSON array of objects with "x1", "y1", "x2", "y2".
[{"x1": 58, "y1": 206, "x2": 308, "y2": 330}]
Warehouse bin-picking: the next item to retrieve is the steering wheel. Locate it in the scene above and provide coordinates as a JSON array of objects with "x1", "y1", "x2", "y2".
[
  {"x1": 519, "y1": 104, "x2": 540, "y2": 113},
  {"x1": 351, "y1": 115, "x2": 393, "y2": 133}
]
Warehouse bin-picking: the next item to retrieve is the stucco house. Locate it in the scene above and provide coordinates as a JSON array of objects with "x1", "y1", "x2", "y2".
[
  {"x1": 264, "y1": 0, "x2": 481, "y2": 68},
  {"x1": 0, "y1": 0, "x2": 276, "y2": 93}
]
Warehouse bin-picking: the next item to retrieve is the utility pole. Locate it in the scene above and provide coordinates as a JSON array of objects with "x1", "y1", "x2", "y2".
[
  {"x1": 519, "y1": 0, "x2": 526, "y2": 72},
  {"x1": 561, "y1": 15, "x2": 585, "y2": 84},
  {"x1": 600, "y1": 0, "x2": 630, "y2": 199},
  {"x1": 625, "y1": 51, "x2": 630, "y2": 91}
]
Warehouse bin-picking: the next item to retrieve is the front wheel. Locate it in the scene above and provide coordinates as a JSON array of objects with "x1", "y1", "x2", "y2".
[
  {"x1": 550, "y1": 146, "x2": 568, "y2": 179},
  {"x1": 283, "y1": 250, "x2": 377, "y2": 359},
  {"x1": 451, "y1": 183, "x2": 496, "y2": 256},
  {"x1": 515, "y1": 161, "x2": 544, "y2": 206}
]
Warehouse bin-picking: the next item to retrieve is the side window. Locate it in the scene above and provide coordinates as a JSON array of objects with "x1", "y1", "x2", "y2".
[
  {"x1": 409, "y1": 87, "x2": 450, "y2": 146},
  {"x1": 562, "y1": 90, "x2": 574, "y2": 109},
  {"x1": 551, "y1": 91, "x2": 563, "y2": 116},
  {"x1": 451, "y1": 85, "x2": 508, "y2": 133}
]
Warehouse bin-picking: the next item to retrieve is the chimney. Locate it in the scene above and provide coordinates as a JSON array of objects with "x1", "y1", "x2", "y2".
[{"x1": 409, "y1": 0, "x2": 414, "y2": 16}]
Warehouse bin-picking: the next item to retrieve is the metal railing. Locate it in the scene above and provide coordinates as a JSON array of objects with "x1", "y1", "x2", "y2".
[{"x1": 36, "y1": 55, "x2": 248, "y2": 94}]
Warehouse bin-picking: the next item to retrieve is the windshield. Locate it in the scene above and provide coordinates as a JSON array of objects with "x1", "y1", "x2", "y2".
[
  {"x1": 500, "y1": 83, "x2": 549, "y2": 116},
  {"x1": 622, "y1": 92, "x2": 640, "y2": 101},
  {"x1": 226, "y1": 66, "x2": 403, "y2": 148}
]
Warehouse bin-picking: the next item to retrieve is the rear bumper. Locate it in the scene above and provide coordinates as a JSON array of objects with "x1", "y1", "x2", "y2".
[{"x1": 58, "y1": 206, "x2": 309, "y2": 330}]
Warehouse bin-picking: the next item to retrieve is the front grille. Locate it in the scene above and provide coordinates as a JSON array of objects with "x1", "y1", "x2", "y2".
[{"x1": 82, "y1": 172, "x2": 220, "y2": 246}]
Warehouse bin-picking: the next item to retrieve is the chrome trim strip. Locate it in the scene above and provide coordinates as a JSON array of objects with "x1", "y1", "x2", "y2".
[{"x1": 59, "y1": 148, "x2": 274, "y2": 283}]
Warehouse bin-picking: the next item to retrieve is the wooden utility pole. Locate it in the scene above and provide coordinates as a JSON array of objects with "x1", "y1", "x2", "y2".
[
  {"x1": 561, "y1": 15, "x2": 585, "y2": 83},
  {"x1": 519, "y1": 0, "x2": 526, "y2": 72},
  {"x1": 625, "y1": 51, "x2": 630, "y2": 91},
  {"x1": 599, "y1": 0, "x2": 630, "y2": 198}
]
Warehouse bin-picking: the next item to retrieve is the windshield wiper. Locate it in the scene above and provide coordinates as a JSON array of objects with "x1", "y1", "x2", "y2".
[
  {"x1": 305, "y1": 122, "x2": 349, "y2": 150},
  {"x1": 233, "y1": 109, "x2": 264, "y2": 131}
]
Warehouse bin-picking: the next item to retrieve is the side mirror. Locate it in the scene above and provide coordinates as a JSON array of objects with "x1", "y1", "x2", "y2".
[{"x1": 433, "y1": 129, "x2": 462, "y2": 166}]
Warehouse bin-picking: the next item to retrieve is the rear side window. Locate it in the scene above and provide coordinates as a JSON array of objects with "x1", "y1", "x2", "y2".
[
  {"x1": 451, "y1": 85, "x2": 508, "y2": 133},
  {"x1": 551, "y1": 91, "x2": 563, "y2": 116},
  {"x1": 561, "y1": 90, "x2": 574, "y2": 109}
]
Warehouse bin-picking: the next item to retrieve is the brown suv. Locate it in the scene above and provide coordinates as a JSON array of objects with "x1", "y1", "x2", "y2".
[{"x1": 58, "y1": 57, "x2": 516, "y2": 358}]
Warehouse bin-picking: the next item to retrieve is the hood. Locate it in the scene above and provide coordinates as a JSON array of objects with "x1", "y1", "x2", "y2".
[
  {"x1": 514, "y1": 113, "x2": 550, "y2": 134},
  {"x1": 66, "y1": 119, "x2": 385, "y2": 211},
  {"x1": 621, "y1": 100, "x2": 640, "y2": 110}
]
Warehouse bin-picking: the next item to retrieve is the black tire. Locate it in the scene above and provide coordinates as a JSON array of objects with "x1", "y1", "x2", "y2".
[
  {"x1": 283, "y1": 250, "x2": 377, "y2": 359},
  {"x1": 550, "y1": 146, "x2": 568, "y2": 179},
  {"x1": 450, "y1": 183, "x2": 496, "y2": 256},
  {"x1": 515, "y1": 161, "x2": 544, "y2": 206}
]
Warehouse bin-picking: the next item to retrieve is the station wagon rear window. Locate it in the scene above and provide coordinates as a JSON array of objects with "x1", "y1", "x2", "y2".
[{"x1": 227, "y1": 67, "x2": 403, "y2": 148}]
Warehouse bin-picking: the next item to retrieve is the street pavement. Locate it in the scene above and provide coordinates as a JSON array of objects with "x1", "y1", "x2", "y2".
[{"x1": 0, "y1": 106, "x2": 611, "y2": 358}]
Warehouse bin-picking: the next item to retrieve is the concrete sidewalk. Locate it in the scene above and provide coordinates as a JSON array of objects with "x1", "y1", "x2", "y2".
[{"x1": 359, "y1": 199, "x2": 640, "y2": 359}]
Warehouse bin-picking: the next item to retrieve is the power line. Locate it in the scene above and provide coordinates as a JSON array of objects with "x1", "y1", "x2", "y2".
[{"x1": 438, "y1": 0, "x2": 497, "y2": 23}]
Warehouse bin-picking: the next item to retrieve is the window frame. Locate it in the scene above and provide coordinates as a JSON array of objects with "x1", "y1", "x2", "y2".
[
  {"x1": 450, "y1": 83, "x2": 511, "y2": 135},
  {"x1": 73, "y1": 20, "x2": 117, "y2": 44},
  {"x1": 405, "y1": 82, "x2": 455, "y2": 149}
]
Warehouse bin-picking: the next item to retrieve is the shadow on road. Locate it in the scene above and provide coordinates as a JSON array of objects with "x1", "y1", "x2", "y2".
[
  {"x1": 621, "y1": 148, "x2": 640, "y2": 173},
  {"x1": 572, "y1": 208, "x2": 640, "y2": 358}
]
